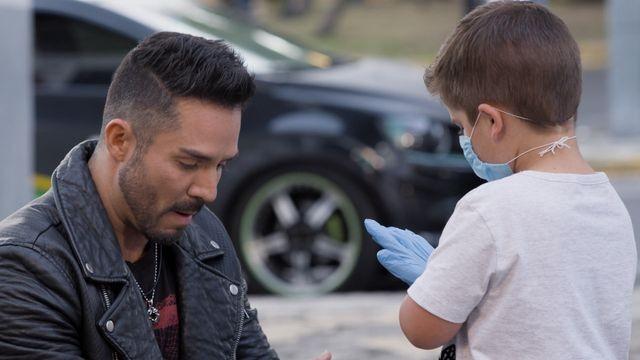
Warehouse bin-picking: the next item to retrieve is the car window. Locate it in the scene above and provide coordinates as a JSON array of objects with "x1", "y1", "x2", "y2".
[
  {"x1": 170, "y1": 6, "x2": 333, "y2": 71},
  {"x1": 35, "y1": 13, "x2": 137, "y2": 89}
]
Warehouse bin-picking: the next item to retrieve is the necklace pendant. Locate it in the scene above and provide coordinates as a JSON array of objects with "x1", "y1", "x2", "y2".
[{"x1": 147, "y1": 305, "x2": 160, "y2": 324}]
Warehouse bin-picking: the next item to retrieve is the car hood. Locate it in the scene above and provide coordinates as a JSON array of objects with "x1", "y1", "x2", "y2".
[
  {"x1": 266, "y1": 58, "x2": 436, "y2": 101},
  {"x1": 261, "y1": 57, "x2": 449, "y2": 117}
]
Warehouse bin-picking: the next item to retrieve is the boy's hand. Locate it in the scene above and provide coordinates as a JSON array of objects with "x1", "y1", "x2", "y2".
[{"x1": 364, "y1": 219, "x2": 434, "y2": 285}]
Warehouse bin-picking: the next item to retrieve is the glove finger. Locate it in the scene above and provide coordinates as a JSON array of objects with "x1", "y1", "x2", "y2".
[
  {"x1": 377, "y1": 250, "x2": 415, "y2": 284},
  {"x1": 376, "y1": 249, "x2": 395, "y2": 265},
  {"x1": 376, "y1": 250, "x2": 428, "y2": 285},
  {"x1": 364, "y1": 219, "x2": 406, "y2": 252},
  {"x1": 388, "y1": 227, "x2": 433, "y2": 259},
  {"x1": 388, "y1": 263, "x2": 421, "y2": 286},
  {"x1": 376, "y1": 250, "x2": 409, "y2": 273}
]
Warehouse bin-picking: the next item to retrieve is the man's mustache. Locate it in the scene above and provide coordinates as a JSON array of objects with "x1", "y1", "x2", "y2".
[{"x1": 168, "y1": 199, "x2": 205, "y2": 215}]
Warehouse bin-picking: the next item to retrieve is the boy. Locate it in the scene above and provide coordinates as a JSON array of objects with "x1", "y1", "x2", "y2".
[{"x1": 365, "y1": 2, "x2": 637, "y2": 359}]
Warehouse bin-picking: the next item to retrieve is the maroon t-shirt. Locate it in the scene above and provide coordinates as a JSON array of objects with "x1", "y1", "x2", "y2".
[{"x1": 127, "y1": 244, "x2": 180, "y2": 360}]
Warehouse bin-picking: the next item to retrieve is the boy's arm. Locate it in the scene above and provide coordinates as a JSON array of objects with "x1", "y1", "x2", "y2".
[
  {"x1": 399, "y1": 295, "x2": 462, "y2": 350},
  {"x1": 402, "y1": 200, "x2": 496, "y2": 349}
]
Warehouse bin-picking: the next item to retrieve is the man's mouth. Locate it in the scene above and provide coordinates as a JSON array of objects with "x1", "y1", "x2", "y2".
[{"x1": 171, "y1": 210, "x2": 197, "y2": 225}]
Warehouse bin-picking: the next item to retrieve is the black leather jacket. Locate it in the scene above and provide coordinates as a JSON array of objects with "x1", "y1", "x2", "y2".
[{"x1": 0, "y1": 141, "x2": 278, "y2": 359}]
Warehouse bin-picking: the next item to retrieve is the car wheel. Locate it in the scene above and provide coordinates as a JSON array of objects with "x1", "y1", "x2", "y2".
[{"x1": 231, "y1": 167, "x2": 378, "y2": 296}]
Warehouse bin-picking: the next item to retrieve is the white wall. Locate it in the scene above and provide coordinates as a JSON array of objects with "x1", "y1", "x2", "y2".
[
  {"x1": 609, "y1": 0, "x2": 640, "y2": 136},
  {"x1": 0, "y1": 0, "x2": 33, "y2": 219}
]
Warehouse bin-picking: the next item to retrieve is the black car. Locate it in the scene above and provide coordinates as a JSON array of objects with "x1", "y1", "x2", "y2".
[{"x1": 33, "y1": 0, "x2": 482, "y2": 296}]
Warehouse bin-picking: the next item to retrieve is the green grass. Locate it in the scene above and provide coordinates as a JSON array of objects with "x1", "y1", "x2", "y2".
[{"x1": 255, "y1": 0, "x2": 606, "y2": 69}]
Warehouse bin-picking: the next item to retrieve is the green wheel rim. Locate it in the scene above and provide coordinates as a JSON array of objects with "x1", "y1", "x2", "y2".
[{"x1": 239, "y1": 172, "x2": 362, "y2": 296}]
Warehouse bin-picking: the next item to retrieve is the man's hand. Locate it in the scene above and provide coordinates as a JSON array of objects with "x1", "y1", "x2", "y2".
[
  {"x1": 364, "y1": 219, "x2": 434, "y2": 285},
  {"x1": 313, "y1": 350, "x2": 332, "y2": 360}
]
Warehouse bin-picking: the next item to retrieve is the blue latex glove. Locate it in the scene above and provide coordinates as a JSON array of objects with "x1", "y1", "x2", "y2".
[{"x1": 364, "y1": 218, "x2": 434, "y2": 285}]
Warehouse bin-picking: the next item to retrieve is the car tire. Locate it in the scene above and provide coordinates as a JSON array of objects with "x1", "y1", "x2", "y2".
[{"x1": 230, "y1": 165, "x2": 379, "y2": 296}]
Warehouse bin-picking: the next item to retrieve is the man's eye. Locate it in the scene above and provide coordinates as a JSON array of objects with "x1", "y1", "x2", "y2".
[
  {"x1": 217, "y1": 162, "x2": 227, "y2": 172},
  {"x1": 179, "y1": 161, "x2": 198, "y2": 170},
  {"x1": 456, "y1": 126, "x2": 464, "y2": 136}
]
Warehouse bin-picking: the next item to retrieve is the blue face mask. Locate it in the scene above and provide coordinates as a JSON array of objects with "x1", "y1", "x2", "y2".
[
  {"x1": 459, "y1": 134, "x2": 513, "y2": 181},
  {"x1": 459, "y1": 110, "x2": 577, "y2": 182}
]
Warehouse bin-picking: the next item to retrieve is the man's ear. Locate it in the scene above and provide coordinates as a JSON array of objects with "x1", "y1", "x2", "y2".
[
  {"x1": 103, "y1": 119, "x2": 136, "y2": 163},
  {"x1": 477, "y1": 103, "x2": 506, "y2": 142}
]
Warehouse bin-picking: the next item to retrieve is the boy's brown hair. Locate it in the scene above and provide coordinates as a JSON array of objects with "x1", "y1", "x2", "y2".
[{"x1": 425, "y1": 1, "x2": 581, "y2": 128}]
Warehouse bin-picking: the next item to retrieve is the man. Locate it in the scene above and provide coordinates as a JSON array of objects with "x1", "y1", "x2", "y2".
[
  {"x1": 366, "y1": 2, "x2": 636, "y2": 359},
  {"x1": 0, "y1": 32, "x2": 330, "y2": 359}
]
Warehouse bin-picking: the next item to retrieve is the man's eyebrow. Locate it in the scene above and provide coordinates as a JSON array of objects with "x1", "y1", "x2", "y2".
[
  {"x1": 179, "y1": 148, "x2": 239, "y2": 162},
  {"x1": 179, "y1": 148, "x2": 214, "y2": 162}
]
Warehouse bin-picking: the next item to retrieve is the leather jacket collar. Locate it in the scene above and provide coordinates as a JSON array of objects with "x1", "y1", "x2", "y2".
[{"x1": 50, "y1": 140, "x2": 232, "y2": 281}]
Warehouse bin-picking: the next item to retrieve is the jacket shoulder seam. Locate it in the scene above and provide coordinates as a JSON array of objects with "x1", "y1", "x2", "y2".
[
  {"x1": 3, "y1": 237, "x2": 78, "y2": 292},
  {"x1": 30, "y1": 221, "x2": 61, "y2": 247}
]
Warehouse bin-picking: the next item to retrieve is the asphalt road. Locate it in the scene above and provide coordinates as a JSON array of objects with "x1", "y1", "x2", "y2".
[{"x1": 251, "y1": 172, "x2": 640, "y2": 360}]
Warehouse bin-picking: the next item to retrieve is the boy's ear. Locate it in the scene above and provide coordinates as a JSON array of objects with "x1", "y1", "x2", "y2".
[{"x1": 477, "y1": 103, "x2": 506, "y2": 142}]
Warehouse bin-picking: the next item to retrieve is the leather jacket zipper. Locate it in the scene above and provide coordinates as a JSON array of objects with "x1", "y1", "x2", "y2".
[
  {"x1": 101, "y1": 285, "x2": 112, "y2": 308},
  {"x1": 231, "y1": 285, "x2": 247, "y2": 360},
  {"x1": 100, "y1": 285, "x2": 119, "y2": 360}
]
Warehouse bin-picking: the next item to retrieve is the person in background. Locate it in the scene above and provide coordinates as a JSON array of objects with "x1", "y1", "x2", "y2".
[{"x1": 366, "y1": 2, "x2": 636, "y2": 359}]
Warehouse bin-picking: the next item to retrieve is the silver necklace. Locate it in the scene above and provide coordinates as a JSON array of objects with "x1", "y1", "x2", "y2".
[{"x1": 130, "y1": 242, "x2": 161, "y2": 324}]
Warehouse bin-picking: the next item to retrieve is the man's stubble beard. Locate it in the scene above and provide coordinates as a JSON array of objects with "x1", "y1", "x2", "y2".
[{"x1": 118, "y1": 152, "x2": 185, "y2": 246}]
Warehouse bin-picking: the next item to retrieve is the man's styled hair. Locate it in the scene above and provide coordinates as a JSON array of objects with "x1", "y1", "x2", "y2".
[
  {"x1": 425, "y1": 1, "x2": 581, "y2": 128},
  {"x1": 102, "y1": 31, "x2": 255, "y2": 150}
]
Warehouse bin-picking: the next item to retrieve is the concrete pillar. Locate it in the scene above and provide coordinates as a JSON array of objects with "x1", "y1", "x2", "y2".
[
  {"x1": 609, "y1": 0, "x2": 640, "y2": 136},
  {"x1": 0, "y1": 0, "x2": 33, "y2": 218}
]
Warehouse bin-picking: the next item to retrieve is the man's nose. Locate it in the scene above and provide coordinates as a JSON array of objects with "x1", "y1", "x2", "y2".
[{"x1": 188, "y1": 170, "x2": 219, "y2": 204}]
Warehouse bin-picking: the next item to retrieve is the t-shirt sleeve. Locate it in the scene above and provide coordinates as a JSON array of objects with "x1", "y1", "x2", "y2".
[{"x1": 407, "y1": 199, "x2": 497, "y2": 324}]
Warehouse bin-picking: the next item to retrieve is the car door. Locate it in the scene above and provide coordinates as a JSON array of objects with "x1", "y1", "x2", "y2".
[{"x1": 34, "y1": 11, "x2": 137, "y2": 193}]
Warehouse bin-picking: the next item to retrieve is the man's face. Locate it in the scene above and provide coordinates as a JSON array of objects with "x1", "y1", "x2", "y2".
[{"x1": 118, "y1": 98, "x2": 241, "y2": 245}]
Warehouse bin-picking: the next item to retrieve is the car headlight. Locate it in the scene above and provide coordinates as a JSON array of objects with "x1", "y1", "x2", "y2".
[{"x1": 382, "y1": 114, "x2": 452, "y2": 153}]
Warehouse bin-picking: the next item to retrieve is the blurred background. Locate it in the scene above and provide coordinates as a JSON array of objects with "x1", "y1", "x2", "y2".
[{"x1": 1, "y1": 0, "x2": 638, "y2": 358}]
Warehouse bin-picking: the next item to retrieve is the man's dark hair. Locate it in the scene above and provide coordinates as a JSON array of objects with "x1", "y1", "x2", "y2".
[
  {"x1": 102, "y1": 31, "x2": 255, "y2": 151},
  {"x1": 425, "y1": 1, "x2": 581, "y2": 129}
]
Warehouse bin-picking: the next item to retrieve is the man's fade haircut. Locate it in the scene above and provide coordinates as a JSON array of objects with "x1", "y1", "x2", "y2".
[
  {"x1": 102, "y1": 31, "x2": 255, "y2": 152},
  {"x1": 424, "y1": 1, "x2": 581, "y2": 129}
]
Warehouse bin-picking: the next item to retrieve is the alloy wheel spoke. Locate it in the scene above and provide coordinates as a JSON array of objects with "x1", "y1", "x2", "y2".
[
  {"x1": 304, "y1": 193, "x2": 338, "y2": 229},
  {"x1": 290, "y1": 250, "x2": 312, "y2": 271},
  {"x1": 283, "y1": 268, "x2": 311, "y2": 285},
  {"x1": 253, "y1": 231, "x2": 290, "y2": 258},
  {"x1": 311, "y1": 234, "x2": 346, "y2": 261},
  {"x1": 310, "y1": 265, "x2": 335, "y2": 282},
  {"x1": 271, "y1": 192, "x2": 300, "y2": 228}
]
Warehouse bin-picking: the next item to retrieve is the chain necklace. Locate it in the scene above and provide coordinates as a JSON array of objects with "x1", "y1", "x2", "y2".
[{"x1": 129, "y1": 242, "x2": 161, "y2": 324}]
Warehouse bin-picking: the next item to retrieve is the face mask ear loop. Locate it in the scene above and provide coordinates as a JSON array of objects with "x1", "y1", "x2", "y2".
[
  {"x1": 494, "y1": 109, "x2": 577, "y2": 167},
  {"x1": 495, "y1": 108, "x2": 535, "y2": 123},
  {"x1": 505, "y1": 135, "x2": 578, "y2": 165},
  {"x1": 469, "y1": 111, "x2": 482, "y2": 140}
]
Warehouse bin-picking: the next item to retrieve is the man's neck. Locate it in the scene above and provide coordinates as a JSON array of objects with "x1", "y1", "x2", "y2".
[{"x1": 88, "y1": 146, "x2": 149, "y2": 263}]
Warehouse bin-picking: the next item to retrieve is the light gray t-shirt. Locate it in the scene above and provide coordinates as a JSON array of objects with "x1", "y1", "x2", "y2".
[{"x1": 408, "y1": 171, "x2": 637, "y2": 360}]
